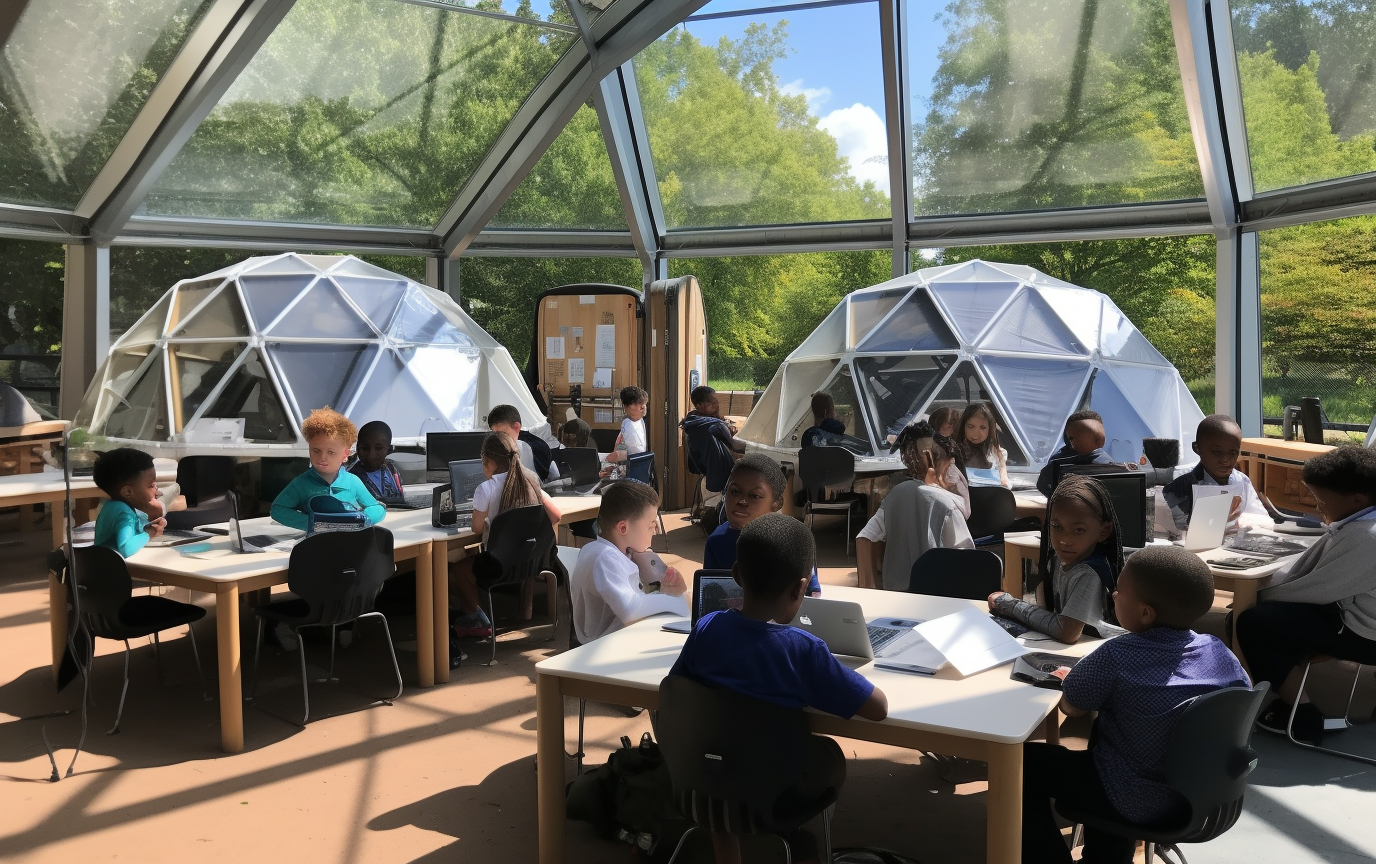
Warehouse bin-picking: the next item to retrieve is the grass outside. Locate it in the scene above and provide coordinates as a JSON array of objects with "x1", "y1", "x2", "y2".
[{"x1": 707, "y1": 378, "x2": 763, "y2": 392}]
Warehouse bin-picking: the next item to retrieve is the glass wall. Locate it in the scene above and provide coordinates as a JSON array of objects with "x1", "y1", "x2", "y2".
[
  {"x1": 1232, "y1": 1, "x2": 1376, "y2": 194},
  {"x1": 0, "y1": 239, "x2": 64, "y2": 417},
  {"x1": 635, "y1": 0, "x2": 890, "y2": 228},
  {"x1": 908, "y1": 0, "x2": 1202, "y2": 215},
  {"x1": 1258, "y1": 213, "x2": 1376, "y2": 440}
]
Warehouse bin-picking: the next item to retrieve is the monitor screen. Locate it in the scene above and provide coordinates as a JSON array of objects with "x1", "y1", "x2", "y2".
[
  {"x1": 448, "y1": 459, "x2": 487, "y2": 505},
  {"x1": 693, "y1": 571, "x2": 744, "y2": 624},
  {"x1": 427, "y1": 431, "x2": 486, "y2": 470},
  {"x1": 1053, "y1": 469, "x2": 1148, "y2": 548}
]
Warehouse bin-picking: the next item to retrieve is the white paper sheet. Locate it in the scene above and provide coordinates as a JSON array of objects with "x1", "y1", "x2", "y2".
[
  {"x1": 593, "y1": 367, "x2": 612, "y2": 389},
  {"x1": 595, "y1": 325, "x2": 616, "y2": 367},
  {"x1": 546, "y1": 336, "x2": 565, "y2": 359},
  {"x1": 914, "y1": 607, "x2": 1028, "y2": 677},
  {"x1": 568, "y1": 358, "x2": 585, "y2": 384}
]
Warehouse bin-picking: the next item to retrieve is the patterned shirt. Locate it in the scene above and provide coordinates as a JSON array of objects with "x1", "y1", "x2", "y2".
[{"x1": 1062, "y1": 628, "x2": 1249, "y2": 825}]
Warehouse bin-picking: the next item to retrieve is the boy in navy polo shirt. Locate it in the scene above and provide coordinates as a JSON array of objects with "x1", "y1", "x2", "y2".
[
  {"x1": 671, "y1": 513, "x2": 887, "y2": 863},
  {"x1": 1021, "y1": 545, "x2": 1249, "y2": 864}
]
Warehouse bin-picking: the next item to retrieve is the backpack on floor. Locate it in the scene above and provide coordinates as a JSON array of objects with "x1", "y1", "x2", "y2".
[{"x1": 566, "y1": 732, "x2": 692, "y2": 862}]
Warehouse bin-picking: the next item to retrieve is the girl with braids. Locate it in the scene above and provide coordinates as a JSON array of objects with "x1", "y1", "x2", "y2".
[
  {"x1": 989, "y1": 474, "x2": 1126, "y2": 642},
  {"x1": 450, "y1": 431, "x2": 563, "y2": 637},
  {"x1": 856, "y1": 421, "x2": 974, "y2": 591}
]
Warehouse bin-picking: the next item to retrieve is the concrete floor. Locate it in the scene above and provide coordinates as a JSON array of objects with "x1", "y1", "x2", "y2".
[{"x1": 1, "y1": 505, "x2": 1374, "y2": 864}]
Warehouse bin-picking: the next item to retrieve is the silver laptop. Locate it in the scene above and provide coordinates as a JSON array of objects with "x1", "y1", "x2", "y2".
[
  {"x1": 787, "y1": 598, "x2": 875, "y2": 667},
  {"x1": 1180, "y1": 492, "x2": 1234, "y2": 552}
]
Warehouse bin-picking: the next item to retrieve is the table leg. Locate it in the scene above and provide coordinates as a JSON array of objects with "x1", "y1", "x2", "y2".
[
  {"x1": 1043, "y1": 710, "x2": 1060, "y2": 745},
  {"x1": 536, "y1": 672, "x2": 566, "y2": 864},
  {"x1": 1002, "y1": 545, "x2": 1026, "y2": 598},
  {"x1": 985, "y1": 741, "x2": 1023, "y2": 864},
  {"x1": 215, "y1": 583, "x2": 243, "y2": 753},
  {"x1": 1228, "y1": 580, "x2": 1259, "y2": 657},
  {"x1": 433, "y1": 539, "x2": 450, "y2": 683},
  {"x1": 414, "y1": 542, "x2": 435, "y2": 688},
  {"x1": 50, "y1": 502, "x2": 65, "y2": 551}
]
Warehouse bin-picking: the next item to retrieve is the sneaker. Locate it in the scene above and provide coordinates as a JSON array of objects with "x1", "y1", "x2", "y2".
[
  {"x1": 275, "y1": 622, "x2": 299, "y2": 651},
  {"x1": 1257, "y1": 699, "x2": 1324, "y2": 745},
  {"x1": 452, "y1": 610, "x2": 493, "y2": 639}
]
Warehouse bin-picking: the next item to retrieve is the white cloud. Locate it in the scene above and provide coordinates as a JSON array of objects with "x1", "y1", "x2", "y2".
[
  {"x1": 818, "y1": 102, "x2": 890, "y2": 195},
  {"x1": 780, "y1": 78, "x2": 831, "y2": 112}
]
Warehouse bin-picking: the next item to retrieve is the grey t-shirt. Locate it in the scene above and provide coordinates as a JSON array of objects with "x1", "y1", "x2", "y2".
[{"x1": 1050, "y1": 557, "x2": 1125, "y2": 639}]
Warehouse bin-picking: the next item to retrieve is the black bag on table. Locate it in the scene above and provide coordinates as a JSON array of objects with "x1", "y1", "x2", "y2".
[{"x1": 566, "y1": 732, "x2": 692, "y2": 862}]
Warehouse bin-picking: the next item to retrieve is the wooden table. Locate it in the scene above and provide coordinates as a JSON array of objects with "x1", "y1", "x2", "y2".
[
  {"x1": 534, "y1": 585, "x2": 1097, "y2": 864},
  {"x1": 2, "y1": 467, "x2": 178, "y2": 550}
]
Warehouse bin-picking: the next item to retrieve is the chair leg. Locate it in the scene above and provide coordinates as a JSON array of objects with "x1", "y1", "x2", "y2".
[
  {"x1": 152, "y1": 630, "x2": 164, "y2": 686},
  {"x1": 1144, "y1": 841, "x2": 1155, "y2": 862},
  {"x1": 361, "y1": 612, "x2": 404, "y2": 701},
  {"x1": 1069, "y1": 824, "x2": 1083, "y2": 851},
  {"x1": 845, "y1": 506, "x2": 853, "y2": 557},
  {"x1": 107, "y1": 640, "x2": 132, "y2": 735},
  {"x1": 573, "y1": 697, "x2": 587, "y2": 775},
  {"x1": 1342, "y1": 663, "x2": 1364, "y2": 725},
  {"x1": 664, "y1": 825, "x2": 698, "y2": 864},
  {"x1": 297, "y1": 629, "x2": 311, "y2": 727},
  {"x1": 822, "y1": 802, "x2": 834, "y2": 864},
  {"x1": 778, "y1": 834, "x2": 793, "y2": 864},
  {"x1": 1288, "y1": 660, "x2": 1376, "y2": 765},
  {"x1": 486, "y1": 589, "x2": 498, "y2": 666},
  {"x1": 543, "y1": 570, "x2": 558, "y2": 643},
  {"x1": 249, "y1": 617, "x2": 265, "y2": 701},
  {"x1": 186, "y1": 621, "x2": 210, "y2": 701},
  {"x1": 322, "y1": 623, "x2": 338, "y2": 683}
]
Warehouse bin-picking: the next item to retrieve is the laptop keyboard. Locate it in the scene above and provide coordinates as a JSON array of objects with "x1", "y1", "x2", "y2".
[
  {"x1": 404, "y1": 492, "x2": 431, "y2": 508},
  {"x1": 1227, "y1": 536, "x2": 1308, "y2": 558},
  {"x1": 243, "y1": 534, "x2": 283, "y2": 548},
  {"x1": 162, "y1": 529, "x2": 207, "y2": 540},
  {"x1": 867, "y1": 624, "x2": 906, "y2": 654}
]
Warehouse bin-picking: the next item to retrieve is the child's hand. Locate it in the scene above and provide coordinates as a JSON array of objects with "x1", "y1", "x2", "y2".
[
  {"x1": 141, "y1": 496, "x2": 166, "y2": 519},
  {"x1": 922, "y1": 450, "x2": 941, "y2": 486},
  {"x1": 988, "y1": 591, "x2": 1010, "y2": 611},
  {"x1": 1050, "y1": 666, "x2": 1072, "y2": 681},
  {"x1": 1228, "y1": 495, "x2": 1243, "y2": 521},
  {"x1": 660, "y1": 567, "x2": 687, "y2": 597},
  {"x1": 146, "y1": 518, "x2": 166, "y2": 539}
]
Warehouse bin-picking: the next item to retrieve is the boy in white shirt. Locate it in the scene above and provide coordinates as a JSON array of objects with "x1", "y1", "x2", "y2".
[
  {"x1": 605, "y1": 385, "x2": 649, "y2": 464},
  {"x1": 1158, "y1": 414, "x2": 1270, "y2": 536},
  {"x1": 570, "y1": 480, "x2": 688, "y2": 643}
]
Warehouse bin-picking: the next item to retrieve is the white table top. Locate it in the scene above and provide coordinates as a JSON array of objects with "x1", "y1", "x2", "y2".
[
  {"x1": 1002, "y1": 529, "x2": 1315, "y2": 580},
  {"x1": 537, "y1": 584, "x2": 1097, "y2": 745},
  {"x1": 0, "y1": 464, "x2": 178, "y2": 497}
]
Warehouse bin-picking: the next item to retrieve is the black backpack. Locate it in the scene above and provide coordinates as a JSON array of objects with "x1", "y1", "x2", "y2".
[{"x1": 566, "y1": 732, "x2": 692, "y2": 861}]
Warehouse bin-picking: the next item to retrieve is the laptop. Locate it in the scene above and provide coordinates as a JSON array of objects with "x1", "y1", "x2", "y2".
[
  {"x1": 787, "y1": 598, "x2": 876, "y2": 668},
  {"x1": 225, "y1": 490, "x2": 304, "y2": 553},
  {"x1": 551, "y1": 447, "x2": 601, "y2": 495},
  {"x1": 662, "y1": 570, "x2": 741, "y2": 634},
  {"x1": 1177, "y1": 492, "x2": 1234, "y2": 552},
  {"x1": 445, "y1": 459, "x2": 486, "y2": 531},
  {"x1": 145, "y1": 526, "x2": 214, "y2": 547},
  {"x1": 426, "y1": 432, "x2": 486, "y2": 483}
]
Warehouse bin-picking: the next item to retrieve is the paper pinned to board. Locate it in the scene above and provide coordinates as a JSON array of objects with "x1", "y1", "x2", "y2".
[
  {"x1": 546, "y1": 336, "x2": 565, "y2": 359},
  {"x1": 595, "y1": 325, "x2": 616, "y2": 367},
  {"x1": 594, "y1": 408, "x2": 614, "y2": 424},
  {"x1": 593, "y1": 367, "x2": 612, "y2": 389},
  {"x1": 914, "y1": 607, "x2": 1028, "y2": 677},
  {"x1": 568, "y1": 358, "x2": 585, "y2": 384},
  {"x1": 580, "y1": 295, "x2": 596, "y2": 304}
]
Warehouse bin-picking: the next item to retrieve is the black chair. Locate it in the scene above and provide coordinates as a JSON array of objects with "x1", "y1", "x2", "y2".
[
  {"x1": 475, "y1": 504, "x2": 559, "y2": 666},
  {"x1": 165, "y1": 455, "x2": 237, "y2": 531},
  {"x1": 1058, "y1": 684, "x2": 1270, "y2": 864},
  {"x1": 965, "y1": 486, "x2": 1039, "y2": 545},
  {"x1": 1285, "y1": 657, "x2": 1376, "y2": 765},
  {"x1": 625, "y1": 451, "x2": 668, "y2": 547},
  {"x1": 797, "y1": 446, "x2": 865, "y2": 556},
  {"x1": 590, "y1": 426, "x2": 620, "y2": 453},
  {"x1": 68, "y1": 546, "x2": 209, "y2": 734},
  {"x1": 907, "y1": 548, "x2": 1003, "y2": 600},
  {"x1": 658, "y1": 674, "x2": 840, "y2": 863},
  {"x1": 249, "y1": 527, "x2": 402, "y2": 726}
]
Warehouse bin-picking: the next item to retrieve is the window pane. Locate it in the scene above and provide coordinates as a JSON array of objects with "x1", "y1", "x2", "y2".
[
  {"x1": 1232, "y1": 2, "x2": 1376, "y2": 193},
  {"x1": 1259, "y1": 214, "x2": 1376, "y2": 441},
  {"x1": 168, "y1": 342, "x2": 245, "y2": 431},
  {"x1": 204, "y1": 348, "x2": 295, "y2": 442},
  {"x1": 0, "y1": 0, "x2": 212, "y2": 208},
  {"x1": 634, "y1": 1, "x2": 891, "y2": 228},
  {"x1": 140, "y1": 0, "x2": 577, "y2": 227},
  {"x1": 909, "y1": 0, "x2": 1203, "y2": 215},
  {"x1": 855, "y1": 354, "x2": 956, "y2": 445}
]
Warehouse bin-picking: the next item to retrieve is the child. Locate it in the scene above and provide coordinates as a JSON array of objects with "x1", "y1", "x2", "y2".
[
  {"x1": 681, "y1": 385, "x2": 738, "y2": 496},
  {"x1": 570, "y1": 480, "x2": 688, "y2": 643},
  {"x1": 92, "y1": 447, "x2": 166, "y2": 557},
  {"x1": 561, "y1": 416, "x2": 591, "y2": 449},
  {"x1": 858, "y1": 422, "x2": 972, "y2": 591},
  {"x1": 800, "y1": 392, "x2": 846, "y2": 448},
  {"x1": 450, "y1": 431, "x2": 563, "y2": 635},
  {"x1": 348, "y1": 420, "x2": 405, "y2": 503},
  {"x1": 272, "y1": 408, "x2": 385, "y2": 531},
  {"x1": 1021, "y1": 545, "x2": 1249, "y2": 864},
  {"x1": 487, "y1": 403, "x2": 556, "y2": 482},
  {"x1": 927, "y1": 405, "x2": 960, "y2": 439},
  {"x1": 989, "y1": 474, "x2": 1125, "y2": 641},
  {"x1": 671, "y1": 513, "x2": 888, "y2": 864},
  {"x1": 605, "y1": 385, "x2": 649, "y2": 464},
  {"x1": 703, "y1": 453, "x2": 821, "y2": 596},
  {"x1": 684, "y1": 385, "x2": 736, "y2": 435},
  {"x1": 1239, "y1": 446, "x2": 1376, "y2": 745},
  {"x1": 1035, "y1": 409, "x2": 1118, "y2": 497},
  {"x1": 956, "y1": 402, "x2": 1010, "y2": 488},
  {"x1": 1160, "y1": 414, "x2": 1269, "y2": 534}
]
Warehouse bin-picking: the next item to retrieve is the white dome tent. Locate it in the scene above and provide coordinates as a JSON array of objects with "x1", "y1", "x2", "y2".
[
  {"x1": 738, "y1": 260, "x2": 1205, "y2": 473},
  {"x1": 72, "y1": 253, "x2": 545, "y2": 457}
]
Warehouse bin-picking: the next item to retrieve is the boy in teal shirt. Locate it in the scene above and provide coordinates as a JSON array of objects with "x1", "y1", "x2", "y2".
[
  {"x1": 271, "y1": 408, "x2": 385, "y2": 531},
  {"x1": 93, "y1": 447, "x2": 167, "y2": 557}
]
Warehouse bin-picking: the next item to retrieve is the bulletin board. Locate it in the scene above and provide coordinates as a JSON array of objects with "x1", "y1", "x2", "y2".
[{"x1": 531, "y1": 286, "x2": 642, "y2": 438}]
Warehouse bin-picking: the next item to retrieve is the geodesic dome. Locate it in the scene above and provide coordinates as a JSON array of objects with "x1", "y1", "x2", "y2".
[
  {"x1": 73, "y1": 253, "x2": 545, "y2": 456},
  {"x1": 738, "y1": 260, "x2": 1205, "y2": 472}
]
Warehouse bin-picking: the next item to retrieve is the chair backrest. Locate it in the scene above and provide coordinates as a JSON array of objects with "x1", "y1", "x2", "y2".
[
  {"x1": 590, "y1": 426, "x2": 620, "y2": 453},
  {"x1": 176, "y1": 455, "x2": 237, "y2": 508},
  {"x1": 796, "y1": 446, "x2": 855, "y2": 502},
  {"x1": 70, "y1": 545, "x2": 135, "y2": 638},
  {"x1": 286, "y1": 526, "x2": 395, "y2": 626},
  {"x1": 965, "y1": 486, "x2": 1016, "y2": 538},
  {"x1": 907, "y1": 548, "x2": 1003, "y2": 599},
  {"x1": 483, "y1": 504, "x2": 556, "y2": 589},
  {"x1": 625, "y1": 451, "x2": 655, "y2": 487},
  {"x1": 1164, "y1": 683, "x2": 1270, "y2": 839},
  {"x1": 657, "y1": 675, "x2": 816, "y2": 832}
]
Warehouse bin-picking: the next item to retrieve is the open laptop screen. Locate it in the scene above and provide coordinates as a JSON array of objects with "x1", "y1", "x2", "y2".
[
  {"x1": 448, "y1": 459, "x2": 486, "y2": 506},
  {"x1": 693, "y1": 570, "x2": 743, "y2": 625}
]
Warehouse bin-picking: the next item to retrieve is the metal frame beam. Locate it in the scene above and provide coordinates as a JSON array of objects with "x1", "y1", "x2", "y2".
[
  {"x1": 114, "y1": 215, "x2": 435, "y2": 254},
  {"x1": 58, "y1": 244, "x2": 109, "y2": 419},
  {"x1": 437, "y1": 0, "x2": 710, "y2": 258},
  {"x1": 81, "y1": 0, "x2": 298, "y2": 239},
  {"x1": 464, "y1": 229, "x2": 639, "y2": 257},
  {"x1": 0, "y1": 203, "x2": 87, "y2": 243},
  {"x1": 596, "y1": 61, "x2": 666, "y2": 273},
  {"x1": 910, "y1": 200, "x2": 1214, "y2": 246},
  {"x1": 1169, "y1": 0, "x2": 1241, "y2": 229},
  {"x1": 879, "y1": 0, "x2": 909, "y2": 278}
]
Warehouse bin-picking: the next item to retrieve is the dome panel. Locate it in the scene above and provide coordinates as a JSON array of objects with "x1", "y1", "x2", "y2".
[
  {"x1": 348, "y1": 350, "x2": 451, "y2": 439},
  {"x1": 792, "y1": 302, "x2": 848, "y2": 359},
  {"x1": 400, "y1": 345, "x2": 480, "y2": 430},
  {"x1": 246, "y1": 255, "x2": 318, "y2": 276},
  {"x1": 171, "y1": 285, "x2": 250, "y2": 339},
  {"x1": 268, "y1": 280, "x2": 373, "y2": 339},
  {"x1": 1101, "y1": 302, "x2": 1170, "y2": 364},
  {"x1": 738, "y1": 371, "x2": 783, "y2": 448},
  {"x1": 981, "y1": 356, "x2": 1090, "y2": 462},
  {"x1": 104, "y1": 354, "x2": 170, "y2": 442},
  {"x1": 93, "y1": 349, "x2": 156, "y2": 429},
  {"x1": 929, "y1": 280, "x2": 1020, "y2": 344},
  {"x1": 240, "y1": 274, "x2": 316, "y2": 331},
  {"x1": 855, "y1": 354, "x2": 955, "y2": 443},
  {"x1": 778, "y1": 358, "x2": 840, "y2": 445},
  {"x1": 168, "y1": 278, "x2": 224, "y2": 329},
  {"x1": 847, "y1": 288, "x2": 910, "y2": 348},
  {"x1": 114, "y1": 293, "x2": 172, "y2": 348},
  {"x1": 169, "y1": 342, "x2": 246, "y2": 431},
  {"x1": 981, "y1": 289, "x2": 1088, "y2": 356},
  {"x1": 1034, "y1": 285, "x2": 1104, "y2": 352},
  {"x1": 1087, "y1": 369, "x2": 1156, "y2": 463},
  {"x1": 1105, "y1": 362, "x2": 1179, "y2": 435},
  {"x1": 857, "y1": 288, "x2": 958, "y2": 353},
  {"x1": 269, "y1": 343, "x2": 377, "y2": 421},
  {"x1": 334, "y1": 276, "x2": 408, "y2": 333},
  {"x1": 926, "y1": 359, "x2": 1028, "y2": 465},
  {"x1": 326, "y1": 258, "x2": 405, "y2": 280},
  {"x1": 202, "y1": 348, "x2": 295, "y2": 443}
]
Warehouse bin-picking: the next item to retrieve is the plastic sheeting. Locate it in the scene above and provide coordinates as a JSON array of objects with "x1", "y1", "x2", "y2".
[
  {"x1": 738, "y1": 259, "x2": 1204, "y2": 472},
  {"x1": 74, "y1": 253, "x2": 546, "y2": 457}
]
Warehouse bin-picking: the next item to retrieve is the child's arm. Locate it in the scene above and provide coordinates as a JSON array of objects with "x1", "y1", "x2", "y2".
[
  {"x1": 591, "y1": 556, "x2": 688, "y2": 624},
  {"x1": 270, "y1": 479, "x2": 310, "y2": 531},
  {"x1": 605, "y1": 431, "x2": 626, "y2": 462},
  {"x1": 355, "y1": 481, "x2": 385, "y2": 526},
  {"x1": 540, "y1": 489, "x2": 562, "y2": 530},
  {"x1": 996, "y1": 447, "x2": 1010, "y2": 488},
  {"x1": 1049, "y1": 668, "x2": 1088, "y2": 716},
  {"x1": 855, "y1": 686, "x2": 888, "y2": 721},
  {"x1": 988, "y1": 592, "x2": 1086, "y2": 643}
]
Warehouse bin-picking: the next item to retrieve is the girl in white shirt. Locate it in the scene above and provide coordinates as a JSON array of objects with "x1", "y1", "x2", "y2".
[{"x1": 451, "y1": 431, "x2": 562, "y2": 636}]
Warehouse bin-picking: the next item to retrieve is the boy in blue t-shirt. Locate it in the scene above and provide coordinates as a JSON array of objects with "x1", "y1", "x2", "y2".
[
  {"x1": 92, "y1": 447, "x2": 167, "y2": 557},
  {"x1": 703, "y1": 453, "x2": 821, "y2": 595},
  {"x1": 672, "y1": 513, "x2": 887, "y2": 861},
  {"x1": 271, "y1": 408, "x2": 385, "y2": 531},
  {"x1": 348, "y1": 420, "x2": 406, "y2": 503}
]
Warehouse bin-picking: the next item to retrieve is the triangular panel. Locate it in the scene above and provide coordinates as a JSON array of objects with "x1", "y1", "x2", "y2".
[
  {"x1": 847, "y1": 288, "x2": 910, "y2": 348},
  {"x1": 95, "y1": 349, "x2": 157, "y2": 427},
  {"x1": 168, "y1": 278, "x2": 224, "y2": 329},
  {"x1": 928, "y1": 280, "x2": 1020, "y2": 344},
  {"x1": 246, "y1": 255, "x2": 319, "y2": 276},
  {"x1": 390, "y1": 286, "x2": 474, "y2": 346},
  {"x1": 1104, "y1": 362, "x2": 1179, "y2": 437},
  {"x1": 204, "y1": 348, "x2": 295, "y2": 442},
  {"x1": 778, "y1": 359, "x2": 840, "y2": 440},
  {"x1": 169, "y1": 342, "x2": 247, "y2": 430},
  {"x1": 269, "y1": 280, "x2": 374, "y2": 339},
  {"x1": 347, "y1": 350, "x2": 451, "y2": 439},
  {"x1": 981, "y1": 356, "x2": 1090, "y2": 462},
  {"x1": 1034, "y1": 284, "x2": 1104, "y2": 352},
  {"x1": 940, "y1": 260, "x2": 1027, "y2": 282},
  {"x1": 400, "y1": 345, "x2": 481, "y2": 429},
  {"x1": 855, "y1": 354, "x2": 956, "y2": 443},
  {"x1": 792, "y1": 302, "x2": 848, "y2": 359},
  {"x1": 326, "y1": 258, "x2": 404, "y2": 279},
  {"x1": 297, "y1": 254, "x2": 348, "y2": 271},
  {"x1": 1101, "y1": 302, "x2": 1170, "y2": 364},
  {"x1": 1086, "y1": 369, "x2": 1157, "y2": 463},
  {"x1": 172, "y1": 286, "x2": 251, "y2": 338},
  {"x1": 928, "y1": 360, "x2": 1029, "y2": 465},
  {"x1": 269, "y1": 343, "x2": 378, "y2": 420},
  {"x1": 739, "y1": 370, "x2": 783, "y2": 447},
  {"x1": 103, "y1": 355, "x2": 170, "y2": 442},
  {"x1": 857, "y1": 288, "x2": 958, "y2": 352},
  {"x1": 240, "y1": 274, "x2": 317, "y2": 331},
  {"x1": 114, "y1": 293, "x2": 172, "y2": 348},
  {"x1": 980, "y1": 289, "x2": 1088, "y2": 356},
  {"x1": 334, "y1": 276, "x2": 409, "y2": 333}
]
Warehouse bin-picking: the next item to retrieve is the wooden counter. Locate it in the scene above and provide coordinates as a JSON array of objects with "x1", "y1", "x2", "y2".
[{"x1": 1238, "y1": 437, "x2": 1334, "y2": 518}]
